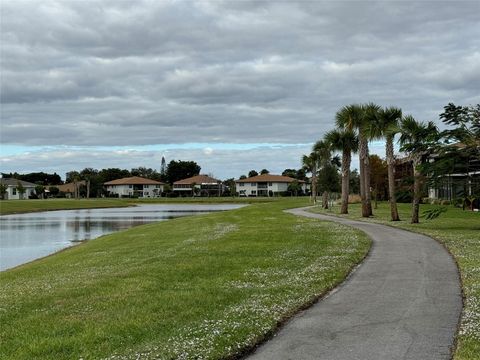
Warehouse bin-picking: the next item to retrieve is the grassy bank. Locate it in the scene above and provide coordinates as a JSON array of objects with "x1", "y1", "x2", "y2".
[
  {"x1": 0, "y1": 197, "x2": 277, "y2": 216},
  {"x1": 0, "y1": 198, "x2": 133, "y2": 215},
  {"x1": 0, "y1": 199, "x2": 370, "y2": 359},
  {"x1": 310, "y1": 202, "x2": 480, "y2": 360}
]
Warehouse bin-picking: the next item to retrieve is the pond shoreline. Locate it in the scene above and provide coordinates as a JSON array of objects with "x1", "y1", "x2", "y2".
[{"x1": 0, "y1": 203, "x2": 244, "y2": 271}]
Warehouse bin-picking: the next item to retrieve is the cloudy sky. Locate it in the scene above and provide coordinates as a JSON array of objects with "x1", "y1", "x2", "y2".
[{"x1": 1, "y1": 0, "x2": 479, "y2": 180}]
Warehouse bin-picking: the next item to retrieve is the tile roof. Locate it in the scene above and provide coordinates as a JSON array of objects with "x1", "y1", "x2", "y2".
[
  {"x1": 104, "y1": 176, "x2": 164, "y2": 186},
  {"x1": 235, "y1": 174, "x2": 305, "y2": 183},
  {"x1": 56, "y1": 181, "x2": 86, "y2": 193},
  {"x1": 0, "y1": 178, "x2": 37, "y2": 187},
  {"x1": 173, "y1": 174, "x2": 220, "y2": 185}
]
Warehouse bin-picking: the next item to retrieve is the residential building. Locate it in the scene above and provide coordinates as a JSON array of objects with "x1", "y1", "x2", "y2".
[
  {"x1": 104, "y1": 176, "x2": 164, "y2": 198},
  {"x1": 56, "y1": 180, "x2": 86, "y2": 198},
  {"x1": 235, "y1": 174, "x2": 306, "y2": 197},
  {"x1": 173, "y1": 174, "x2": 224, "y2": 196},
  {"x1": 0, "y1": 178, "x2": 37, "y2": 200}
]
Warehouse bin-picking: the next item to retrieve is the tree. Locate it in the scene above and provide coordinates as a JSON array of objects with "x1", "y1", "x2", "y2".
[
  {"x1": 399, "y1": 115, "x2": 438, "y2": 223},
  {"x1": 430, "y1": 103, "x2": 480, "y2": 207},
  {"x1": 239, "y1": 175, "x2": 247, "y2": 180},
  {"x1": 223, "y1": 178, "x2": 236, "y2": 196},
  {"x1": 131, "y1": 167, "x2": 161, "y2": 181},
  {"x1": 48, "y1": 186, "x2": 60, "y2": 197},
  {"x1": 313, "y1": 139, "x2": 336, "y2": 209},
  {"x1": 2, "y1": 172, "x2": 62, "y2": 185},
  {"x1": 160, "y1": 156, "x2": 167, "y2": 180},
  {"x1": 35, "y1": 185, "x2": 45, "y2": 199},
  {"x1": 287, "y1": 180, "x2": 302, "y2": 196},
  {"x1": 369, "y1": 106, "x2": 403, "y2": 220},
  {"x1": 66, "y1": 171, "x2": 81, "y2": 184},
  {"x1": 317, "y1": 162, "x2": 340, "y2": 208},
  {"x1": 369, "y1": 155, "x2": 388, "y2": 209},
  {"x1": 98, "y1": 168, "x2": 131, "y2": 183},
  {"x1": 362, "y1": 103, "x2": 381, "y2": 216},
  {"x1": 349, "y1": 169, "x2": 360, "y2": 195},
  {"x1": 0, "y1": 184, "x2": 7, "y2": 200},
  {"x1": 191, "y1": 182, "x2": 197, "y2": 197},
  {"x1": 302, "y1": 152, "x2": 319, "y2": 203},
  {"x1": 440, "y1": 103, "x2": 480, "y2": 152},
  {"x1": 260, "y1": 169, "x2": 269, "y2": 175},
  {"x1": 165, "y1": 160, "x2": 201, "y2": 184},
  {"x1": 248, "y1": 170, "x2": 258, "y2": 178},
  {"x1": 282, "y1": 168, "x2": 307, "y2": 181},
  {"x1": 16, "y1": 181, "x2": 26, "y2": 200},
  {"x1": 325, "y1": 128, "x2": 358, "y2": 214},
  {"x1": 282, "y1": 169, "x2": 298, "y2": 178},
  {"x1": 336, "y1": 103, "x2": 374, "y2": 217}
]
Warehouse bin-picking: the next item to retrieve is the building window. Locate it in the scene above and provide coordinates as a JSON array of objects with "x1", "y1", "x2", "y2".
[
  {"x1": 252, "y1": 190, "x2": 256, "y2": 195},
  {"x1": 144, "y1": 185, "x2": 149, "y2": 189},
  {"x1": 251, "y1": 183, "x2": 256, "y2": 186},
  {"x1": 239, "y1": 183, "x2": 244, "y2": 187},
  {"x1": 12, "y1": 188, "x2": 16, "y2": 195},
  {"x1": 129, "y1": 185, "x2": 132, "y2": 188},
  {"x1": 269, "y1": 182, "x2": 273, "y2": 186}
]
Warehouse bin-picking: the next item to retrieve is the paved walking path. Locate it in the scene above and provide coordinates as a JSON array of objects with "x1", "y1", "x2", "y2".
[{"x1": 247, "y1": 207, "x2": 462, "y2": 360}]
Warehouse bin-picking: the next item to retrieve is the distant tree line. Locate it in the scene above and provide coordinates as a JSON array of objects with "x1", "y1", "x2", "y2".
[{"x1": 1, "y1": 172, "x2": 62, "y2": 185}]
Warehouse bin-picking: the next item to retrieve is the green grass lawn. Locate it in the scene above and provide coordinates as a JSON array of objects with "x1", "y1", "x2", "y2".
[
  {"x1": 0, "y1": 198, "x2": 370, "y2": 359},
  {"x1": 310, "y1": 201, "x2": 480, "y2": 360}
]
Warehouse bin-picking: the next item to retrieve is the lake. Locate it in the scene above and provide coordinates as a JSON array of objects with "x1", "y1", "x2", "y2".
[{"x1": 0, "y1": 204, "x2": 244, "y2": 271}]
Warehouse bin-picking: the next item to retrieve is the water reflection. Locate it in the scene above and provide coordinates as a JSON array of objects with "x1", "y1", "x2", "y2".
[{"x1": 0, "y1": 204, "x2": 243, "y2": 271}]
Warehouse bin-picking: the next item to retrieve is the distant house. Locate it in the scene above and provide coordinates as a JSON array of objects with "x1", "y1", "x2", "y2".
[
  {"x1": 0, "y1": 178, "x2": 37, "y2": 200},
  {"x1": 104, "y1": 176, "x2": 164, "y2": 198},
  {"x1": 56, "y1": 180, "x2": 86, "y2": 198},
  {"x1": 173, "y1": 174, "x2": 224, "y2": 196},
  {"x1": 235, "y1": 174, "x2": 306, "y2": 197}
]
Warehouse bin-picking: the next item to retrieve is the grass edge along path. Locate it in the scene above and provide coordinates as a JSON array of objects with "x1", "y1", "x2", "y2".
[
  {"x1": 309, "y1": 202, "x2": 480, "y2": 360},
  {"x1": 0, "y1": 199, "x2": 370, "y2": 360}
]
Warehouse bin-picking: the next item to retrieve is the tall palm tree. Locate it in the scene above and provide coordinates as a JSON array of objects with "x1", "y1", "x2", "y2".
[
  {"x1": 368, "y1": 106, "x2": 402, "y2": 221},
  {"x1": 325, "y1": 128, "x2": 358, "y2": 214},
  {"x1": 362, "y1": 103, "x2": 381, "y2": 216},
  {"x1": 336, "y1": 103, "x2": 375, "y2": 217},
  {"x1": 399, "y1": 115, "x2": 438, "y2": 223},
  {"x1": 302, "y1": 152, "x2": 319, "y2": 204}
]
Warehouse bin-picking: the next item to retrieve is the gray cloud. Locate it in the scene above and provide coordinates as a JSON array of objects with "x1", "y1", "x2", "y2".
[{"x1": 1, "y1": 0, "x2": 479, "y2": 176}]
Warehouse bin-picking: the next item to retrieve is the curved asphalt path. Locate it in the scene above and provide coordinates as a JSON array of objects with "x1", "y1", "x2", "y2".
[{"x1": 247, "y1": 207, "x2": 462, "y2": 360}]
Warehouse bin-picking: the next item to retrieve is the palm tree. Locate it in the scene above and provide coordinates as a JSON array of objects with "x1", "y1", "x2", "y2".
[
  {"x1": 313, "y1": 140, "x2": 334, "y2": 208},
  {"x1": 368, "y1": 106, "x2": 402, "y2": 221},
  {"x1": 302, "y1": 152, "x2": 319, "y2": 203},
  {"x1": 399, "y1": 115, "x2": 438, "y2": 223},
  {"x1": 325, "y1": 128, "x2": 358, "y2": 214},
  {"x1": 362, "y1": 103, "x2": 381, "y2": 216},
  {"x1": 336, "y1": 103, "x2": 374, "y2": 217}
]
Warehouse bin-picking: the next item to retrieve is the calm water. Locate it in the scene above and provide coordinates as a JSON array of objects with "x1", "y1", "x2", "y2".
[{"x1": 0, "y1": 204, "x2": 243, "y2": 271}]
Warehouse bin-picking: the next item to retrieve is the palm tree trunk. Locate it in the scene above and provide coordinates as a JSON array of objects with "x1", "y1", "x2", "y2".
[
  {"x1": 411, "y1": 157, "x2": 421, "y2": 224},
  {"x1": 386, "y1": 136, "x2": 400, "y2": 221},
  {"x1": 364, "y1": 142, "x2": 373, "y2": 216},
  {"x1": 311, "y1": 165, "x2": 317, "y2": 204},
  {"x1": 359, "y1": 135, "x2": 369, "y2": 217},
  {"x1": 340, "y1": 149, "x2": 351, "y2": 214}
]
